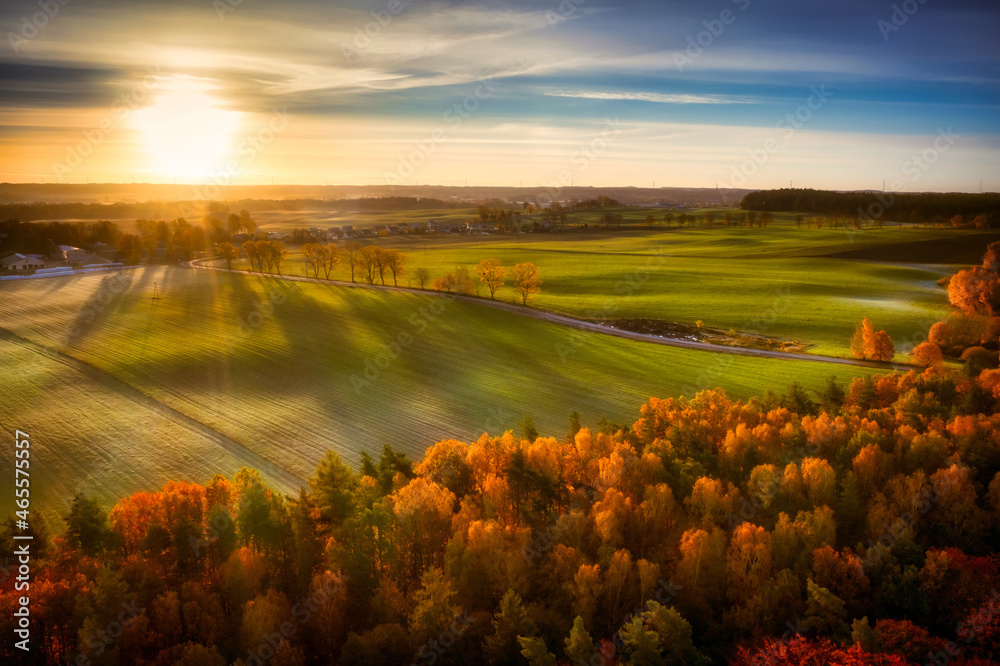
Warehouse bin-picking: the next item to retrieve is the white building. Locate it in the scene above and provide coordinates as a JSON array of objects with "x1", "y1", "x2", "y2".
[{"x1": 0, "y1": 253, "x2": 46, "y2": 272}]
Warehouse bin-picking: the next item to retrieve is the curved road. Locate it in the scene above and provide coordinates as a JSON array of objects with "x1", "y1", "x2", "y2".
[{"x1": 187, "y1": 259, "x2": 913, "y2": 372}]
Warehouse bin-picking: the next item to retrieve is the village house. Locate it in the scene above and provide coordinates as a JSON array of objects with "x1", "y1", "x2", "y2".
[{"x1": 0, "y1": 252, "x2": 48, "y2": 272}]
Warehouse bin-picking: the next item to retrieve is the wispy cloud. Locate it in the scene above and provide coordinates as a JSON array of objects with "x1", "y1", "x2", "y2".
[
  {"x1": 543, "y1": 89, "x2": 758, "y2": 105},
  {"x1": 0, "y1": 0, "x2": 996, "y2": 188}
]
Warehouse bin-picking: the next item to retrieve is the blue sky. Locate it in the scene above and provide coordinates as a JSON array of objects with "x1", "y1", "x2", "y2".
[{"x1": 1, "y1": 0, "x2": 997, "y2": 190}]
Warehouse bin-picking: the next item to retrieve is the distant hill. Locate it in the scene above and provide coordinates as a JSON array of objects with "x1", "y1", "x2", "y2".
[{"x1": 0, "y1": 183, "x2": 751, "y2": 220}]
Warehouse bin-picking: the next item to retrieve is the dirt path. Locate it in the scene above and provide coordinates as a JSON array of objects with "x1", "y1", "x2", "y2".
[
  {"x1": 188, "y1": 260, "x2": 913, "y2": 371},
  {"x1": 0, "y1": 326, "x2": 307, "y2": 491}
]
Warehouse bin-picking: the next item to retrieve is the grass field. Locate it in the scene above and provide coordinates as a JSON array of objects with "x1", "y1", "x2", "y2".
[
  {"x1": 0, "y1": 331, "x2": 286, "y2": 534},
  {"x1": 250, "y1": 207, "x2": 479, "y2": 232},
  {"x1": 0, "y1": 266, "x2": 888, "y2": 528},
  {"x1": 224, "y1": 221, "x2": 998, "y2": 357}
]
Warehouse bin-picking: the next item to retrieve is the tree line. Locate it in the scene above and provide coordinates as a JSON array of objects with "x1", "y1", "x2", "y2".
[
  {"x1": 0, "y1": 197, "x2": 467, "y2": 223},
  {"x1": 851, "y1": 242, "x2": 1000, "y2": 371},
  {"x1": 432, "y1": 259, "x2": 541, "y2": 306},
  {"x1": 4, "y1": 371, "x2": 998, "y2": 665},
  {"x1": 239, "y1": 240, "x2": 289, "y2": 276},
  {"x1": 0, "y1": 211, "x2": 260, "y2": 266},
  {"x1": 215, "y1": 244, "x2": 541, "y2": 304},
  {"x1": 741, "y1": 188, "x2": 1000, "y2": 226}
]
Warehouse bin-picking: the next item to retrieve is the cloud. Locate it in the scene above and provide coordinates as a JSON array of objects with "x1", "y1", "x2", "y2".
[{"x1": 543, "y1": 89, "x2": 758, "y2": 105}]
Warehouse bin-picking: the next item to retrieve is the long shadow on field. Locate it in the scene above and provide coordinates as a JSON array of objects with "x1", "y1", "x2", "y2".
[
  {"x1": 246, "y1": 272, "x2": 368, "y2": 364},
  {"x1": 63, "y1": 269, "x2": 139, "y2": 348},
  {"x1": 124, "y1": 270, "x2": 366, "y2": 397}
]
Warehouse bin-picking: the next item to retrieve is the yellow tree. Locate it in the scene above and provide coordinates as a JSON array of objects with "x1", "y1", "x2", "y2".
[
  {"x1": 241, "y1": 240, "x2": 257, "y2": 272},
  {"x1": 383, "y1": 248, "x2": 405, "y2": 286},
  {"x1": 726, "y1": 523, "x2": 773, "y2": 606},
  {"x1": 475, "y1": 258, "x2": 506, "y2": 299},
  {"x1": 117, "y1": 233, "x2": 144, "y2": 265},
  {"x1": 911, "y1": 341, "x2": 943, "y2": 368},
  {"x1": 511, "y1": 262, "x2": 542, "y2": 306},
  {"x1": 675, "y1": 527, "x2": 726, "y2": 605},
  {"x1": 851, "y1": 317, "x2": 894, "y2": 361},
  {"x1": 270, "y1": 240, "x2": 288, "y2": 276},
  {"x1": 850, "y1": 318, "x2": 875, "y2": 360},
  {"x1": 217, "y1": 242, "x2": 239, "y2": 271},
  {"x1": 871, "y1": 330, "x2": 895, "y2": 362},
  {"x1": 434, "y1": 274, "x2": 455, "y2": 293},
  {"x1": 454, "y1": 266, "x2": 475, "y2": 295},
  {"x1": 390, "y1": 478, "x2": 456, "y2": 581}
]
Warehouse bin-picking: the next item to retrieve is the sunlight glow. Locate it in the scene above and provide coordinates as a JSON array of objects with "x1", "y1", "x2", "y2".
[{"x1": 132, "y1": 76, "x2": 242, "y2": 181}]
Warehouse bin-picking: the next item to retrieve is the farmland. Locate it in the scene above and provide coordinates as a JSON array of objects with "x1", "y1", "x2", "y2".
[
  {"x1": 0, "y1": 264, "x2": 888, "y2": 528},
  {"x1": 225, "y1": 217, "x2": 997, "y2": 357},
  {"x1": 3, "y1": 208, "x2": 995, "y2": 529}
]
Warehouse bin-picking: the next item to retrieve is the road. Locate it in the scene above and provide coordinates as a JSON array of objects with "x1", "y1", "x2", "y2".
[{"x1": 187, "y1": 259, "x2": 913, "y2": 371}]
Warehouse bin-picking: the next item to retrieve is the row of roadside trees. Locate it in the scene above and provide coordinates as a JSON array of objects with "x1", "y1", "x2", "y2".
[
  {"x1": 216, "y1": 240, "x2": 288, "y2": 275},
  {"x1": 433, "y1": 258, "x2": 542, "y2": 306},
  {"x1": 215, "y1": 242, "x2": 541, "y2": 306}
]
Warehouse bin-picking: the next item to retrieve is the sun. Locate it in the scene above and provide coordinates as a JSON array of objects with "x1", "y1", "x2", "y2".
[{"x1": 132, "y1": 76, "x2": 242, "y2": 181}]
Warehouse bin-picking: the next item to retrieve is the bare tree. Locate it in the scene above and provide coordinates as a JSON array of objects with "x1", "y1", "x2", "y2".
[
  {"x1": 414, "y1": 267, "x2": 431, "y2": 289},
  {"x1": 342, "y1": 241, "x2": 363, "y2": 283},
  {"x1": 320, "y1": 243, "x2": 340, "y2": 279},
  {"x1": 383, "y1": 248, "x2": 406, "y2": 287},
  {"x1": 359, "y1": 245, "x2": 379, "y2": 284},
  {"x1": 301, "y1": 243, "x2": 323, "y2": 278}
]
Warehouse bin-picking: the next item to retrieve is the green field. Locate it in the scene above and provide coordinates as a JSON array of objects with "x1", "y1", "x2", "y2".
[
  {"x1": 0, "y1": 266, "x2": 886, "y2": 529},
  {"x1": 227, "y1": 221, "x2": 998, "y2": 357},
  {"x1": 250, "y1": 207, "x2": 480, "y2": 232}
]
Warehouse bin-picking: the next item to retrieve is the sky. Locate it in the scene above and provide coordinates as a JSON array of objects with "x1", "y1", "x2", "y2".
[{"x1": 1, "y1": 0, "x2": 998, "y2": 191}]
